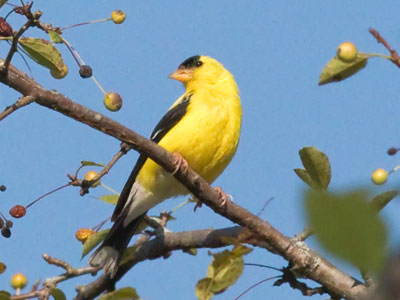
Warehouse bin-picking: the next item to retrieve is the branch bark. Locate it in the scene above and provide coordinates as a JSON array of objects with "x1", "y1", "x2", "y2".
[{"x1": 0, "y1": 60, "x2": 370, "y2": 300}]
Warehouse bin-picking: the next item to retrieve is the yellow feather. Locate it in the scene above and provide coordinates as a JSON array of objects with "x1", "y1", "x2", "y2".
[{"x1": 137, "y1": 56, "x2": 242, "y2": 200}]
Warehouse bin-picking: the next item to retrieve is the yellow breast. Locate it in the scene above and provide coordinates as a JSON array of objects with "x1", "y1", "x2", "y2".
[{"x1": 137, "y1": 69, "x2": 242, "y2": 199}]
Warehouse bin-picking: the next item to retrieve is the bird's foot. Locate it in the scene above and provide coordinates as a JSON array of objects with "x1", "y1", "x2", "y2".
[
  {"x1": 193, "y1": 199, "x2": 203, "y2": 212},
  {"x1": 214, "y1": 187, "x2": 233, "y2": 208},
  {"x1": 171, "y1": 152, "x2": 189, "y2": 175}
]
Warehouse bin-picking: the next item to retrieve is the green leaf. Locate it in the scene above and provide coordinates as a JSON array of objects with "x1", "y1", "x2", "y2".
[
  {"x1": 370, "y1": 190, "x2": 399, "y2": 212},
  {"x1": 18, "y1": 37, "x2": 66, "y2": 73},
  {"x1": 48, "y1": 30, "x2": 63, "y2": 44},
  {"x1": 81, "y1": 161, "x2": 105, "y2": 167},
  {"x1": 231, "y1": 244, "x2": 253, "y2": 257},
  {"x1": 305, "y1": 189, "x2": 387, "y2": 273},
  {"x1": 98, "y1": 287, "x2": 139, "y2": 300},
  {"x1": 99, "y1": 195, "x2": 119, "y2": 205},
  {"x1": 50, "y1": 288, "x2": 66, "y2": 300},
  {"x1": 0, "y1": 291, "x2": 10, "y2": 300},
  {"x1": 319, "y1": 53, "x2": 371, "y2": 85},
  {"x1": 0, "y1": 1, "x2": 7, "y2": 9},
  {"x1": 195, "y1": 278, "x2": 214, "y2": 300},
  {"x1": 82, "y1": 229, "x2": 109, "y2": 258},
  {"x1": 294, "y1": 168, "x2": 320, "y2": 190},
  {"x1": 296, "y1": 147, "x2": 331, "y2": 191}
]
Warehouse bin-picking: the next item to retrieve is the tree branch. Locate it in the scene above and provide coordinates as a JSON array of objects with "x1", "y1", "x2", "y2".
[
  {"x1": 75, "y1": 226, "x2": 260, "y2": 299},
  {"x1": 0, "y1": 60, "x2": 370, "y2": 300},
  {"x1": 0, "y1": 95, "x2": 34, "y2": 121}
]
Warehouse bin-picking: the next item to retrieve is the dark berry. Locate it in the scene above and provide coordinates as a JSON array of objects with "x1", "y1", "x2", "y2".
[
  {"x1": 5, "y1": 220, "x2": 13, "y2": 228},
  {"x1": 0, "y1": 18, "x2": 13, "y2": 37},
  {"x1": 387, "y1": 147, "x2": 398, "y2": 156},
  {"x1": 0, "y1": 185, "x2": 6, "y2": 192},
  {"x1": 1, "y1": 227, "x2": 11, "y2": 238},
  {"x1": 79, "y1": 65, "x2": 93, "y2": 78}
]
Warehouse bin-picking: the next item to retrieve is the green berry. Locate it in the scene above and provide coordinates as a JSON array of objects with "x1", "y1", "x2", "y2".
[
  {"x1": 50, "y1": 64, "x2": 68, "y2": 79},
  {"x1": 104, "y1": 92, "x2": 123, "y2": 112},
  {"x1": 337, "y1": 42, "x2": 358, "y2": 62},
  {"x1": 371, "y1": 168, "x2": 388, "y2": 185}
]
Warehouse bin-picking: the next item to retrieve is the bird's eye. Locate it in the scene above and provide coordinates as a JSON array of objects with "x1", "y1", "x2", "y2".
[{"x1": 196, "y1": 60, "x2": 203, "y2": 67}]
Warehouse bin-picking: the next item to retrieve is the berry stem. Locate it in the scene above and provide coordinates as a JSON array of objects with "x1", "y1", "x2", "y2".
[
  {"x1": 100, "y1": 183, "x2": 119, "y2": 195},
  {"x1": 234, "y1": 276, "x2": 281, "y2": 300},
  {"x1": 169, "y1": 198, "x2": 192, "y2": 214},
  {"x1": 368, "y1": 53, "x2": 394, "y2": 60},
  {"x1": 26, "y1": 183, "x2": 72, "y2": 209},
  {"x1": 390, "y1": 165, "x2": 400, "y2": 174},
  {"x1": 61, "y1": 18, "x2": 111, "y2": 31},
  {"x1": 91, "y1": 75, "x2": 107, "y2": 95}
]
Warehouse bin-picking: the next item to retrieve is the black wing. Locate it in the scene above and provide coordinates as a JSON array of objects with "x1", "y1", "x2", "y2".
[{"x1": 111, "y1": 94, "x2": 192, "y2": 221}]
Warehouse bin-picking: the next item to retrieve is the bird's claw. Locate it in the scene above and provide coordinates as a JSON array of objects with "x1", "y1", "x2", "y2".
[
  {"x1": 171, "y1": 152, "x2": 189, "y2": 175},
  {"x1": 214, "y1": 187, "x2": 232, "y2": 208},
  {"x1": 193, "y1": 199, "x2": 203, "y2": 212}
]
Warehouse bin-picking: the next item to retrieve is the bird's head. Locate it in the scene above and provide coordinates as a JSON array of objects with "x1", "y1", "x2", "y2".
[{"x1": 169, "y1": 55, "x2": 235, "y2": 91}]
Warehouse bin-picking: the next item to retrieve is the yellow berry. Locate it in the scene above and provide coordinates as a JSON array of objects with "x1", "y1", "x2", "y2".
[
  {"x1": 50, "y1": 64, "x2": 68, "y2": 79},
  {"x1": 84, "y1": 171, "x2": 100, "y2": 188},
  {"x1": 337, "y1": 42, "x2": 358, "y2": 62},
  {"x1": 111, "y1": 10, "x2": 126, "y2": 24},
  {"x1": 75, "y1": 228, "x2": 95, "y2": 243},
  {"x1": 371, "y1": 168, "x2": 388, "y2": 185},
  {"x1": 104, "y1": 92, "x2": 123, "y2": 112},
  {"x1": 11, "y1": 273, "x2": 27, "y2": 290}
]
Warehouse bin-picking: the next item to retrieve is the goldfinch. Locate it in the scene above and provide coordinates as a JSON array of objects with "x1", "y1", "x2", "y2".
[{"x1": 89, "y1": 55, "x2": 242, "y2": 277}]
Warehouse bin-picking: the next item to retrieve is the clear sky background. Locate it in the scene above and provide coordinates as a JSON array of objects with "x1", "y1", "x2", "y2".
[{"x1": 1, "y1": 1, "x2": 400, "y2": 299}]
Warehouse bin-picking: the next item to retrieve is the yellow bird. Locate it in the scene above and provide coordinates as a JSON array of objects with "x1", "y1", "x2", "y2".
[{"x1": 89, "y1": 55, "x2": 242, "y2": 277}]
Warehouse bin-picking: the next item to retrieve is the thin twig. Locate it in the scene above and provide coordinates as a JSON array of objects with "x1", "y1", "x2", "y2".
[
  {"x1": 80, "y1": 143, "x2": 130, "y2": 195},
  {"x1": 293, "y1": 226, "x2": 315, "y2": 241},
  {"x1": 0, "y1": 5, "x2": 41, "y2": 74},
  {"x1": 274, "y1": 266, "x2": 328, "y2": 297},
  {"x1": 0, "y1": 95, "x2": 34, "y2": 121},
  {"x1": 369, "y1": 27, "x2": 400, "y2": 67},
  {"x1": 10, "y1": 254, "x2": 99, "y2": 300}
]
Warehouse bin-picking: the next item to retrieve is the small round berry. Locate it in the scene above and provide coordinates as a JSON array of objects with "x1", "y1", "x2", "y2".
[
  {"x1": 371, "y1": 168, "x2": 388, "y2": 185},
  {"x1": 84, "y1": 171, "x2": 100, "y2": 188},
  {"x1": 9, "y1": 205, "x2": 26, "y2": 218},
  {"x1": 5, "y1": 220, "x2": 13, "y2": 228},
  {"x1": 75, "y1": 228, "x2": 95, "y2": 243},
  {"x1": 0, "y1": 185, "x2": 6, "y2": 191},
  {"x1": 387, "y1": 147, "x2": 398, "y2": 156},
  {"x1": 111, "y1": 10, "x2": 126, "y2": 24},
  {"x1": 50, "y1": 64, "x2": 68, "y2": 79},
  {"x1": 0, "y1": 18, "x2": 13, "y2": 37},
  {"x1": 11, "y1": 273, "x2": 27, "y2": 290},
  {"x1": 0, "y1": 262, "x2": 6, "y2": 275},
  {"x1": 79, "y1": 65, "x2": 93, "y2": 78},
  {"x1": 104, "y1": 92, "x2": 123, "y2": 112},
  {"x1": 1, "y1": 227, "x2": 11, "y2": 238},
  {"x1": 337, "y1": 42, "x2": 358, "y2": 62}
]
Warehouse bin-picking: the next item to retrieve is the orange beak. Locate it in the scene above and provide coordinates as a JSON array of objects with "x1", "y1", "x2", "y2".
[{"x1": 169, "y1": 68, "x2": 193, "y2": 83}]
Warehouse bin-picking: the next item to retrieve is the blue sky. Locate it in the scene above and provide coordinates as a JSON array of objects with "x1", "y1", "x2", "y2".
[{"x1": 1, "y1": 1, "x2": 400, "y2": 299}]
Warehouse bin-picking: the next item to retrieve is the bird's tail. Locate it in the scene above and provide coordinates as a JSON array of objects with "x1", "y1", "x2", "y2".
[{"x1": 89, "y1": 212, "x2": 145, "y2": 278}]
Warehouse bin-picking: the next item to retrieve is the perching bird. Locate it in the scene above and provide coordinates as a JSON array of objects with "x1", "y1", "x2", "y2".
[{"x1": 89, "y1": 55, "x2": 242, "y2": 277}]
